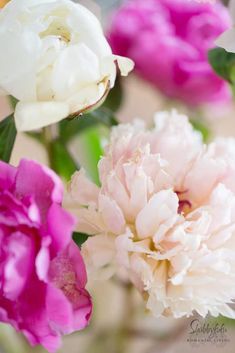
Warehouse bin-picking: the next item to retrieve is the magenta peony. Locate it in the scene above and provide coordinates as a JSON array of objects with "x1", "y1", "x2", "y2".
[
  {"x1": 108, "y1": 0, "x2": 231, "y2": 106},
  {"x1": 0, "y1": 159, "x2": 92, "y2": 352},
  {"x1": 70, "y1": 111, "x2": 235, "y2": 319}
]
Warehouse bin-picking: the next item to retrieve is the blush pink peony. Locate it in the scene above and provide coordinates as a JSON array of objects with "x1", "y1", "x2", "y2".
[
  {"x1": 70, "y1": 110, "x2": 235, "y2": 319},
  {"x1": 0, "y1": 159, "x2": 92, "y2": 352},
  {"x1": 108, "y1": 0, "x2": 231, "y2": 106}
]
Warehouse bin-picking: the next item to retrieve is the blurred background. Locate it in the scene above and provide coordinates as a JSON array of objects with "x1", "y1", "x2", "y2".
[{"x1": 1, "y1": 0, "x2": 235, "y2": 353}]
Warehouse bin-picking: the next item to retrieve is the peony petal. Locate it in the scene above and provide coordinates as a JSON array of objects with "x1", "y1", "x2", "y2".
[
  {"x1": 114, "y1": 55, "x2": 135, "y2": 76},
  {"x1": 0, "y1": 29, "x2": 40, "y2": 101},
  {"x1": 123, "y1": 163, "x2": 148, "y2": 218},
  {"x1": 14, "y1": 101, "x2": 70, "y2": 131},
  {"x1": 72, "y1": 289, "x2": 92, "y2": 331},
  {"x1": 99, "y1": 194, "x2": 126, "y2": 234},
  {"x1": 15, "y1": 159, "x2": 63, "y2": 221},
  {"x1": 65, "y1": 242, "x2": 88, "y2": 288},
  {"x1": 69, "y1": 169, "x2": 99, "y2": 206},
  {"x1": 67, "y1": 1, "x2": 112, "y2": 59},
  {"x1": 0, "y1": 161, "x2": 16, "y2": 190},
  {"x1": 3, "y1": 231, "x2": 35, "y2": 300},
  {"x1": 52, "y1": 44, "x2": 100, "y2": 101},
  {"x1": 136, "y1": 189, "x2": 178, "y2": 239},
  {"x1": 46, "y1": 284, "x2": 73, "y2": 334},
  {"x1": 81, "y1": 234, "x2": 116, "y2": 274},
  {"x1": 47, "y1": 204, "x2": 76, "y2": 256},
  {"x1": 23, "y1": 330, "x2": 61, "y2": 353},
  {"x1": 35, "y1": 237, "x2": 51, "y2": 281}
]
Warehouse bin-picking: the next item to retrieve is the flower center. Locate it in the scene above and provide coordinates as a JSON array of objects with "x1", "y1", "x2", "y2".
[
  {"x1": 48, "y1": 255, "x2": 82, "y2": 308},
  {"x1": 175, "y1": 190, "x2": 192, "y2": 215}
]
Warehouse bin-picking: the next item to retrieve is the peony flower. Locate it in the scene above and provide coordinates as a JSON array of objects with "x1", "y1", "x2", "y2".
[
  {"x1": 216, "y1": 0, "x2": 235, "y2": 52},
  {"x1": 108, "y1": 0, "x2": 231, "y2": 106},
  {"x1": 0, "y1": 0, "x2": 134, "y2": 132},
  {"x1": 0, "y1": 159, "x2": 92, "y2": 352},
  {"x1": 69, "y1": 110, "x2": 235, "y2": 319}
]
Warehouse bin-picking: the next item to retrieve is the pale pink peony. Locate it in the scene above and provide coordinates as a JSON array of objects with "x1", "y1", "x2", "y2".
[
  {"x1": 70, "y1": 111, "x2": 235, "y2": 319},
  {"x1": 0, "y1": 159, "x2": 92, "y2": 352}
]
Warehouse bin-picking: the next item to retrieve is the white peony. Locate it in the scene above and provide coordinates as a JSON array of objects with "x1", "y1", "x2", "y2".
[{"x1": 0, "y1": 0, "x2": 134, "y2": 131}]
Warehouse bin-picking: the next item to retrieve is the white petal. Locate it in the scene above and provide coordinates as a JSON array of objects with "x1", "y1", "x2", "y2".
[
  {"x1": 101, "y1": 55, "x2": 134, "y2": 89},
  {"x1": 75, "y1": 207, "x2": 104, "y2": 235},
  {"x1": 114, "y1": 55, "x2": 135, "y2": 76},
  {"x1": 70, "y1": 169, "x2": 99, "y2": 206},
  {"x1": 15, "y1": 101, "x2": 69, "y2": 131},
  {"x1": 52, "y1": 44, "x2": 100, "y2": 101},
  {"x1": 82, "y1": 234, "x2": 116, "y2": 272},
  {"x1": 100, "y1": 56, "x2": 117, "y2": 88},
  {"x1": 216, "y1": 304, "x2": 235, "y2": 319},
  {"x1": 216, "y1": 28, "x2": 235, "y2": 53},
  {"x1": 136, "y1": 189, "x2": 178, "y2": 239},
  {"x1": 123, "y1": 164, "x2": 148, "y2": 218},
  {"x1": 66, "y1": 81, "x2": 106, "y2": 114},
  {"x1": 67, "y1": 2, "x2": 112, "y2": 58},
  {"x1": 0, "y1": 29, "x2": 40, "y2": 101},
  {"x1": 99, "y1": 194, "x2": 126, "y2": 234}
]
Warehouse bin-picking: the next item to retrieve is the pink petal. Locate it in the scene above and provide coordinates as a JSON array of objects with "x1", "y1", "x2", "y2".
[
  {"x1": 3, "y1": 232, "x2": 35, "y2": 300},
  {"x1": 70, "y1": 169, "x2": 99, "y2": 206},
  {"x1": 99, "y1": 194, "x2": 125, "y2": 234},
  {"x1": 46, "y1": 284, "x2": 73, "y2": 334},
  {"x1": 47, "y1": 203, "x2": 76, "y2": 256},
  {"x1": 0, "y1": 161, "x2": 16, "y2": 190},
  {"x1": 15, "y1": 159, "x2": 63, "y2": 221}
]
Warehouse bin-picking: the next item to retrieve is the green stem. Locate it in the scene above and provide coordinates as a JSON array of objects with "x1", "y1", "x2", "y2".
[{"x1": 42, "y1": 126, "x2": 54, "y2": 168}]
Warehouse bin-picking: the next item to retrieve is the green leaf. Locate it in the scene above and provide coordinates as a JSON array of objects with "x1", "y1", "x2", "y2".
[
  {"x1": 89, "y1": 108, "x2": 118, "y2": 127},
  {"x1": 208, "y1": 315, "x2": 235, "y2": 328},
  {"x1": 208, "y1": 47, "x2": 235, "y2": 83},
  {"x1": 79, "y1": 126, "x2": 104, "y2": 185},
  {"x1": 102, "y1": 77, "x2": 123, "y2": 112},
  {"x1": 73, "y1": 232, "x2": 89, "y2": 248},
  {"x1": 50, "y1": 139, "x2": 79, "y2": 180},
  {"x1": 0, "y1": 114, "x2": 17, "y2": 162},
  {"x1": 190, "y1": 120, "x2": 211, "y2": 143},
  {"x1": 60, "y1": 107, "x2": 118, "y2": 144},
  {"x1": 9, "y1": 96, "x2": 18, "y2": 110}
]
